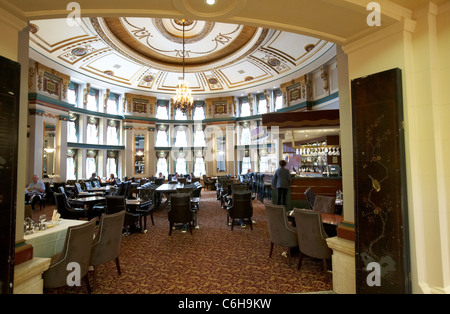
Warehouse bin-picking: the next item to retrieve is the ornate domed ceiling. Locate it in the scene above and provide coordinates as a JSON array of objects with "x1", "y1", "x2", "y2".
[{"x1": 29, "y1": 17, "x2": 336, "y2": 98}]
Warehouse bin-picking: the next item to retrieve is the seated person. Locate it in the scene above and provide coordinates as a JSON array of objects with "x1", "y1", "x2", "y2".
[
  {"x1": 171, "y1": 172, "x2": 179, "y2": 182},
  {"x1": 89, "y1": 172, "x2": 101, "y2": 183},
  {"x1": 25, "y1": 174, "x2": 45, "y2": 210},
  {"x1": 105, "y1": 173, "x2": 116, "y2": 184}
]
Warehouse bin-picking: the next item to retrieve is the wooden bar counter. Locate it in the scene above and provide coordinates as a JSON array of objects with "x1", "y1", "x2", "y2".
[{"x1": 290, "y1": 174, "x2": 342, "y2": 202}]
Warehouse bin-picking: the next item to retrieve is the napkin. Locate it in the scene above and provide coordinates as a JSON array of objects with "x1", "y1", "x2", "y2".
[{"x1": 52, "y1": 210, "x2": 60, "y2": 221}]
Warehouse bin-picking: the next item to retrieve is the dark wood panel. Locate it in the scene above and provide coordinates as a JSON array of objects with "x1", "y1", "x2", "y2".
[
  {"x1": 0, "y1": 55, "x2": 20, "y2": 294},
  {"x1": 352, "y1": 68, "x2": 410, "y2": 294},
  {"x1": 290, "y1": 177, "x2": 342, "y2": 200}
]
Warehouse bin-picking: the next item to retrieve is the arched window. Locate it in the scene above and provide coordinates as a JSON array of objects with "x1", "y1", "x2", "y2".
[
  {"x1": 240, "y1": 100, "x2": 251, "y2": 117},
  {"x1": 156, "y1": 103, "x2": 168, "y2": 119},
  {"x1": 156, "y1": 125, "x2": 169, "y2": 147},
  {"x1": 106, "y1": 120, "x2": 119, "y2": 145},
  {"x1": 86, "y1": 150, "x2": 97, "y2": 178},
  {"x1": 86, "y1": 116, "x2": 99, "y2": 144},
  {"x1": 156, "y1": 152, "x2": 168, "y2": 177},
  {"x1": 174, "y1": 126, "x2": 188, "y2": 147},
  {"x1": 193, "y1": 126, "x2": 206, "y2": 147},
  {"x1": 193, "y1": 104, "x2": 205, "y2": 120}
]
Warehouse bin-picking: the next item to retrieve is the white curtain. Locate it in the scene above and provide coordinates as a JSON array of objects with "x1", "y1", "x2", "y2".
[
  {"x1": 194, "y1": 157, "x2": 206, "y2": 177},
  {"x1": 241, "y1": 156, "x2": 251, "y2": 174},
  {"x1": 156, "y1": 158, "x2": 168, "y2": 177},
  {"x1": 67, "y1": 157, "x2": 76, "y2": 180},
  {"x1": 241, "y1": 101, "x2": 251, "y2": 117},
  {"x1": 86, "y1": 157, "x2": 96, "y2": 178},
  {"x1": 156, "y1": 105, "x2": 168, "y2": 119},
  {"x1": 193, "y1": 106, "x2": 205, "y2": 120},
  {"x1": 106, "y1": 157, "x2": 117, "y2": 178},
  {"x1": 175, "y1": 128, "x2": 188, "y2": 147},
  {"x1": 67, "y1": 121, "x2": 77, "y2": 143},
  {"x1": 156, "y1": 130, "x2": 168, "y2": 147},
  {"x1": 86, "y1": 124, "x2": 98, "y2": 144},
  {"x1": 175, "y1": 157, "x2": 187, "y2": 175},
  {"x1": 241, "y1": 127, "x2": 251, "y2": 145},
  {"x1": 107, "y1": 125, "x2": 118, "y2": 145},
  {"x1": 87, "y1": 94, "x2": 98, "y2": 111}
]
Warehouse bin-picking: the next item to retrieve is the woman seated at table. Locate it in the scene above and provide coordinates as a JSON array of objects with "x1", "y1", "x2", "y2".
[{"x1": 105, "y1": 173, "x2": 116, "y2": 185}]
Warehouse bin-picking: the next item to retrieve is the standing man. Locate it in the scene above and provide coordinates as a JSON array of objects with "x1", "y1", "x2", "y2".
[
  {"x1": 26, "y1": 174, "x2": 46, "y2": 210},
  {"x1": 272, "y1": 160, "x2": 292, "y2": 206}
]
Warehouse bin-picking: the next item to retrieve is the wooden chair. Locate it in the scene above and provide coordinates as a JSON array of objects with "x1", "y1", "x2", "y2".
[{"x1": 168, "y1": 193, "x2": 195, "y2": 235}]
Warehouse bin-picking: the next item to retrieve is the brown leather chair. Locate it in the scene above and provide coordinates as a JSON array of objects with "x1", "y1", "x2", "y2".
[
  {"x1": 43, "y1": 219, "x2": 97, "y2": 293},
  {"x1": 293, "y1": 208, "x2": 332, "y2": 272},
  {"x1": 90, "y1": 210, "x2": 126, "y2": 290},
  {"x1": 168, "y1": 193, "x2": 195, "y2": 235},
  {"x1": 265, "y1": 204, "x2": 298, "y2": 263},
  {"x1": 227, "y1": 191, "x2": 253, "y2": 230}
]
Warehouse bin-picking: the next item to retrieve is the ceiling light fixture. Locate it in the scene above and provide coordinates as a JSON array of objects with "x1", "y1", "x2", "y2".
[
  {"x1": 205, "y1": 0, "x2": 216, "y2": 5},
  {"x1": 173, "y1": 19, "x2": 194, "y2": 114}
]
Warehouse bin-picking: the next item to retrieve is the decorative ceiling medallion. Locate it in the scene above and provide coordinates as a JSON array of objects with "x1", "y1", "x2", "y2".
[
  {"x1": 29, "y1": 23, "x2": 39, "y2": 34},
  {"x1": 71, "y1": 48, "x2": 87, "y2": 56},
  {"x1": 208, "y1": 77, "x2": 218, "y2": 84},
  {"x1": 267, "y1": 58, "x2": 281, "y2": 67},
  {"x1": 104, "y1": 70, "x2": 114, "y2": 76},
  {"x1": 305, "y1": 44, "x2": 316, "y2": 52},
  {"x1": 173, "y1": 19, "x2": 194, "y2": 27},
  {"x1": 245, "y1": 76, "x2": 254, "y2": 82},
  {"x1": 97, "y1": 17, "x2": 261, "y2": 68},
  {"x1": 143, "y1": 75, "x2": 154, "y2": 82},
  {"x1": 154, "y1": 19, "x2": 214, "y2": 44}
]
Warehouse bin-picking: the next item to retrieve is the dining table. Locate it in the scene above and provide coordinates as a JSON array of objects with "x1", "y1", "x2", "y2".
[{"x1": 24, "y1": 219, "x2": 87, "y2": 258}]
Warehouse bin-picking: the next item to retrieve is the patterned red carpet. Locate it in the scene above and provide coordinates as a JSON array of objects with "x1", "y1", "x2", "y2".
[{"x1": 40, "y1": 190, "x2": 332, "y2": 294}]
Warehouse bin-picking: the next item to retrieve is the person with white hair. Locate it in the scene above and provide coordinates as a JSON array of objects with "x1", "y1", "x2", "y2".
[{"x1": 26, "y1": 174, "x2": 46, "y2": 210}]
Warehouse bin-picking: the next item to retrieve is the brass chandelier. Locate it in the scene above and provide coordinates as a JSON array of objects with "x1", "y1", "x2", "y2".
[{"x1": 173, "y1": 19, "x2": 194, "y2": 114}]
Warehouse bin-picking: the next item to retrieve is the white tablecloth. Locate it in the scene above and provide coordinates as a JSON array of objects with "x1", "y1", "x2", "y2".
[{"x1": 24, "y1": 219, "x2": 87, "y2": 258}]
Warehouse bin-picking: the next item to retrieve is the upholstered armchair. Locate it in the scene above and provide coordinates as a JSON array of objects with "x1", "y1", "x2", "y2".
[
  {"x1": 168, "y1": 193, "x2": 195, "y2": 235},
  {"x1": 265, "y1": 204, "x2": 298, "y2": 263},
  {"x1": 227, "y1": 191, "x2": 253, "y2": 230},
  {"x1": 90, "y1": 211, "x2": 126, "y2": 290},
  {"x1": 54, "y1": 192, "x2": 87, "y2": 220},
  {"x1": 293, "y1": 208, "x2": 332, "y2": 272},
  {"x1": 43, "y1": 219, "x2": 97, "y2": 293}
]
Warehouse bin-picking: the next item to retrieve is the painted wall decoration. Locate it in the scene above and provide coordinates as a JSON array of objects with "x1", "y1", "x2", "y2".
[{"x1": 351, "y1": 68, "x2": 410, "y2": 294}]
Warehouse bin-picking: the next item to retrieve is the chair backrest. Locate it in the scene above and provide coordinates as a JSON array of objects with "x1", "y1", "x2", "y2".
[
  {"x1": 75, "y1": 182, "x2": 83, "y2": 193},
  {"x1": 229, "y1": 191, "x2": 253, "y2": 219},
  {"x1": 265, "y1": 204, "x2": 298, "y2": 248},
  {"x1": 178, "y1": 177, "x2": 187, "y2": 184},
  {"x1": 154, "y1": 178, "x2": 165, "y2": 185},
  {"x1": 105, "y1": 196, "x2": 126, "y2": 214},
  {"x1": 232, "y1": 184, "x2": 248, "y2": 193},
  {"x1": 168, "y1": 193, "x2": 192, "y2": 223},
  {"x1": 169, "y1": 181, "x2": 179, "y2": 184},
  {"x1": 312, "y1": 195, "x2": 336, "y2": 214},
  {"x1": 43, "y1": 219, "x2": 97, "y2": 289},
  {"x1": 90, "y1": 211, "x2": 126, "y2": 267},
  {"x1": 93, "y1": 180, "x2": 101, "y2": 188},
  {"x1": 293, "y1": 208, "x2": 331, "y2": 259},
  {"x1": 85, "y1": 181, "x2": 93, "y2": 190},
  {"x1": 304, "y1": 187, "x2": 316, "y2": 209},
  {"x1": 177, "y1": 187, "x2": 193, "y2": 196},
  {"x1": 139, "y1": 187, "x2": 155, "y2": 203}
]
